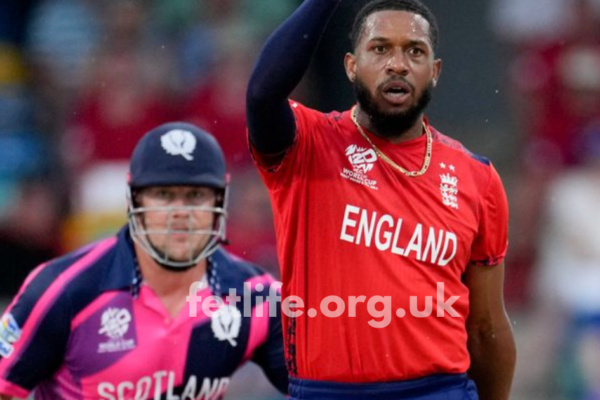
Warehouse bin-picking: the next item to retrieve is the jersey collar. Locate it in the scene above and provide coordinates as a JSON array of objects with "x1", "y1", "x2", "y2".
[{"x1": 98, "y1": 226, "x2": 139, "y2": 293}]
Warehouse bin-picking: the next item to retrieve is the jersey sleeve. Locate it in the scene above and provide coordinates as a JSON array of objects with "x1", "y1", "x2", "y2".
[
  {"x1": 0, "y1": 264, "x2": 71, "y2": 398},
  {"x1": 469, "y1": 164, "x2": 509, "y2": 266},
  {"x1": 250, "y1": 100, "x2": 328, "y2": 191},
  {"x1": 251, "y1": 285, "x2": 288, "y2": 394}
]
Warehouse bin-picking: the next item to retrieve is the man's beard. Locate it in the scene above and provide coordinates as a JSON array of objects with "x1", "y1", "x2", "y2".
[{"x1": 353, "y1": 77, "x2": 434, "y2": 139}]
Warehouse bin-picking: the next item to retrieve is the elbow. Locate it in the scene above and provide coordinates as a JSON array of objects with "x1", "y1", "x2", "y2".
[
  {"x1": 246, "y1": 77, "x2": 272, "y2": 116},
  {"x1": 467, "y1": 316, "x2": 512, "y2": 343},
  {"x1": 246, "y1": 74, "x2": 263, "y2": 107},
  {"x1": 467, "y1": 318, "x2": 516, "y2": 360}
]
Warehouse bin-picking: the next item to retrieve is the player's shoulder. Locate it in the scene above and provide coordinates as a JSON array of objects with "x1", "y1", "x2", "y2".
[
  {"x1": 430, "y1": 126, "x2": 507, "y2": 200},
  {"x1": 16, "y1": 235, "x2": 120, "y2": 301},
  {"x1": 289, "y1": 100, "x2": 347, "y2": 126},
  {"x1": 3, "y1": 235, "x2": 122, "y2": 337},
  {"x1": 432, "y1": 128, "x2": 490, "y2": 165}
]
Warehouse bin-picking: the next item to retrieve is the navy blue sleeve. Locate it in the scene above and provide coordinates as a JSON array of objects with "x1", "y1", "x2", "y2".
[
  {"x1": 246, "y1": 0, "x2": 342, "y2": 156},
  {"x1": 252, "y1": 301, "x2": 288, "y2": 394},
  {"x1": 0, "y1": 264, "x2": 72, "y2": 395}
]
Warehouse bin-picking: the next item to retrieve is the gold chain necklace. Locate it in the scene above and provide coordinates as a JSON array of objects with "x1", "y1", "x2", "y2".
[{"x1": 350, "y1": 105, "x2": 432, "y2": 177}]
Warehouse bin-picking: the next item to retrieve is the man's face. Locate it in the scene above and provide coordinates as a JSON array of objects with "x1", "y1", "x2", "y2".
[
  {"x1": 345, "y1": 10, "x2": 442, "y2": 135},
  {"x1": 136, "y1": 186, "x2": 219, "y2": 264}
]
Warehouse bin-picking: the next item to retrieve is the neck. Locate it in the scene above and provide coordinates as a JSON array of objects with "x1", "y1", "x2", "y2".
[
  {"x1": 355, "y1": 106, "x2": 425, "y2": 144},
  {"x1": 135, "y1": 246, "x2": 207, "y2": 297}
]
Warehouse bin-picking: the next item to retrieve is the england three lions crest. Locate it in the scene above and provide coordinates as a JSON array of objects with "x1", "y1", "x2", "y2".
[
  {"x1": 439, "y1": 173, "x2": 459, "y2": 209},
  {"x1": 438, "y1": 162, "x2": 459, "y2": 209}
]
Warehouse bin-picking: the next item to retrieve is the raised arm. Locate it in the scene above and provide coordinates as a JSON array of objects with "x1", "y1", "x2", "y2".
[
  {"x1": 464, "y1": 262, "x2": 516, "y2": 400},
  {"x1": 246, "y1": 0, "x2": 342, "y2": 158}
]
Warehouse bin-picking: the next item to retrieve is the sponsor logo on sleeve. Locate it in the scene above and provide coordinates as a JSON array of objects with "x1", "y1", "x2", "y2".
[
  {"x1": 0, "y1": 337, "x2": 14, "y2": 358},
  {"x1": 0, "y1": 313, "x2": 21, "y2": 358}
]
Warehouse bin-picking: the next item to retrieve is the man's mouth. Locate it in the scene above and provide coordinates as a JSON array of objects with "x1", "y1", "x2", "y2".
[{"x1": 381, "y1": 81, "x2": 412, "y2": 104}]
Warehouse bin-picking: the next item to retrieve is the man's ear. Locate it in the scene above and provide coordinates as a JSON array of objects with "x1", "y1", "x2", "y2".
[
  {"x1": 432, "y1": 58, "x2": 442, "y2": 87},
  {"x1": 344, "y1": 52, "x2": 357, "y2": 83}
]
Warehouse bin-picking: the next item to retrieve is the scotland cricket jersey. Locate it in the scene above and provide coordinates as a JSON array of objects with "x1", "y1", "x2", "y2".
[
  {"x1": 0, "y1": 227, "x2": 287, "y2": 399},
  {"x1": 252, "y1": 101, "x2": 509, "y2": 383}
]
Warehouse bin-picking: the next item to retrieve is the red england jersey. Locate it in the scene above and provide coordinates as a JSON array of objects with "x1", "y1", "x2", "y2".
[{"x1": 251, "y1": 102, "x2": 508, "y2": 383}]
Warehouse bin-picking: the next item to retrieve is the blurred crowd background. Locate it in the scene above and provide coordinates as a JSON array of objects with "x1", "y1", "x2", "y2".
[{"x1": 1, "y1": 0, "x2": 600, "y2": 399}]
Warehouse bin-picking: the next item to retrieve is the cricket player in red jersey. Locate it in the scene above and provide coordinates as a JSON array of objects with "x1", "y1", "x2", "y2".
[{"x1": 246, "y1": 0, "x2": 516, "y2": 399}]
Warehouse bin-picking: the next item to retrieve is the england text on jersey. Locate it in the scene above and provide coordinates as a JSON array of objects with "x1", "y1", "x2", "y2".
[{"x1": 340, "y1": 204, "x2": 457, "y2": 267}]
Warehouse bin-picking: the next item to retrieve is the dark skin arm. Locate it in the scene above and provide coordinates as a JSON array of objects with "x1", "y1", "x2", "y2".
[{"x1": 464, "y1": 262, "x2": 516, "y2": 400}]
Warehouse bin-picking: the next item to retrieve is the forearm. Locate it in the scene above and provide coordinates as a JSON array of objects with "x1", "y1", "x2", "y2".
[
  {"x1": 246, "y1": 0, "x2": 342, "y2": 154},
  {"x1": 467, "y1": 319, "x2": 516, "y2": 400}
]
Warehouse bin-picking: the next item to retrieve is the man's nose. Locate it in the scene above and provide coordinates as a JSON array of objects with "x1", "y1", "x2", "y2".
[
  {"x1": 386, "y1": 51, "x2": 409, "y2": 75},
  {"x1": 169, "y1": 195, "x2": 194, "y2": 211}
]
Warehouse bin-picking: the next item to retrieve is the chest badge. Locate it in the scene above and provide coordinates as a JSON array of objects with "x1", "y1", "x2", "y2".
[
  {"x1": 211, "y1": 305, "x2": 242, "y2": 347},
  {"x1": 341, "y1": 144, "x2": 379, "y2": 190},
  {"x1": 439, "y1": 163, "x2": 459, "y2": 209},
  {"x1": 97, "y1": 307, "x2": 136, "y2": 353}
]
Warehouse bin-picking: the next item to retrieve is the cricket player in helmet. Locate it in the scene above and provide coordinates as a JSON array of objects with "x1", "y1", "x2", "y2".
[
  {"x1": 0, "y1": 122, "x2": 288, "y2": 399},
  {"x1": 127, "y1": 122, "x2": 229, "y2": 270}
]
